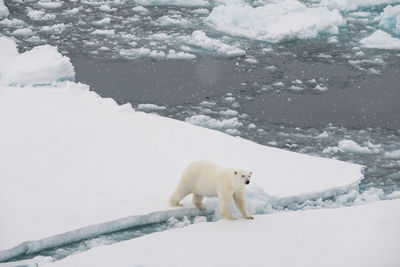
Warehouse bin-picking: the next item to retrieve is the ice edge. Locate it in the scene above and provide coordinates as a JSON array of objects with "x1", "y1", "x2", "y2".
[{"x1": 0, "y1": 166, "x2": 364, "y2": 263}]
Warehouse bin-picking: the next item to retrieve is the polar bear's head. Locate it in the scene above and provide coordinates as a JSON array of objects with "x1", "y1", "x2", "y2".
[{"x1": 234, "y1": 170, "x2": 252, "y2": 185}]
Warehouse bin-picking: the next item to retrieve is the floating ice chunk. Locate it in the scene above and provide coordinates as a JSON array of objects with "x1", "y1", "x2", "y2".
[
  {"x1": 185, "y1": 115, "x2": 243, "y2": 130},
  {"x1": 120, "y1": 47, "x2": 152, "y2": 58},
  {"x1": 319, "y1": 0, "x2": 400, "y2": 11},
  {"x1": 40, "y1": 23, "x2": 67, "y2": 33},
  {"x1": 0, "y1": 37, "x2": 74, "y2": 85},
  {"x1": 11, "y1": 28, "x2": 34, "y2": 36},
  {"x1": 99, "y1": 4, "x2": 117, "y2": 12},
  {"x1": 192, "y1": 8, "x2": 209, "y2": 14},
  {"x1": 273, "y1": 81, "x2": 285, "y2": 87},
  {"x1": 360, "y1": 30, "x2": 400, "y2": 50},
  {"x1": 134, "y1": 0, "x2": 210, "y2": 7},
  {"x1": 181, "y1": 30, "x2": 245, "y2": 57},
  {"x1": 337, "y1": 140, "x2": 377, "y2": 154},
  {"x1": 155, "y1": 15, "x2": 191, "y2": 27},
  {"x1": 384, "y1": 149, "x2": 400, "y2": 159},
  {"x1": 93, "y1": 17, "x2": 112, "y2": 26},
  {"x1": 132, "y1": 6, "x2": 149, "y2": 13},
  {"x1": 316, "y1": 131, "x2": 329, "y2": 138},
  {"x1": 91, "y1": 29, "x2": 115, "y2": 36},
  {"x1": 327, "y1": 36, "x2": 338, "y2": 43},
  {"x1": 219, "y1": 109, "x2": 239, "y2": 116},
  {"x1": 206, "y1": 0, "x2": 345, "y2": 42},
  {"x1": 0, "y1": 18, "x2": 26, "y2": 27},
  {"x1": 26, "y1": 8, "x2": 56, "y2": 21},
  {"x1": 166, "y1": 49, "x2": 196, "y2": 59},
  {"x1": 150, "y1": 50, "x2": 166, "y2": 58},
  {"x1": 225, "y1": 128, "x2": 241, "y2": 135},
  {"x1": 63, "y1": 7, "x2": 81, "y2": 15},
  {"x1": 0, "y1": 0, "x2": 9, "y2": 19},
  {"x1": 120, "y1": 47, "x2": 167, "y2": 59},
  {"x1": 150, "y1": 32, "x2": 169, "y2": 40},
  {"x1": 37, "y1": 0, "x2": 63, "y2": 9},
  {"x1": 289, "y1": 85, "x2": 304, "y2": 91},
  {"x1": 378, "y1": 5, "x2": 400, "y2": 35},
  {"x1": 314, "y1": 84, "x2": 328, "y2": 91},
  {"x1": 244, "y1": 57, "x2": 258, "y2": 63},
  {"x1": 137, "y1": 103, "x2": 167, "y2": 111}
]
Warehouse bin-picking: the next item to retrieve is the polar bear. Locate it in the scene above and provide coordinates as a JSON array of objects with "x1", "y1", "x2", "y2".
[{"x1": 169, "y1": 160, "x2": 254, "y2": 220}]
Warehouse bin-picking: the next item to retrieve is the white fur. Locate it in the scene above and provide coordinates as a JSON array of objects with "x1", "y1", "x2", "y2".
[{"x1": 170, "y1": 161, "x2": 254, "y2": 220}]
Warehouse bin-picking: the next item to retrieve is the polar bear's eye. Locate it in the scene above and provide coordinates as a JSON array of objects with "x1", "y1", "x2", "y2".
[{"x1": 242, "y1": 175, "x2": 244, "y2": 177}]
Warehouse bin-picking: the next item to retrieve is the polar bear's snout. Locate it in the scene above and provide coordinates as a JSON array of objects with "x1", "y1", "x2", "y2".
[{"x1": 245, "y1": 179, "x2": 250, "y2": 185}]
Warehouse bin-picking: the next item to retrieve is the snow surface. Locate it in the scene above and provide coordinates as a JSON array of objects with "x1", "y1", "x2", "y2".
[
  {"x1": 47, "y1": 200, "x2": 400, "y2": 267},
  {"x1": 0, "y1": 38, "x2": 364, "y2": 261},
  {"x1": 0, "y1": 37, "x2": 74, "y2": 84},
  {"x1": 0, "y1": 0, "x2": 9, "y2": 19},
  {"x1": 360, "y1": 30, "x2": 400, "y2": 49},
  {"x1": 206, "y1": 0, "x2": 345, "y2": 42}
]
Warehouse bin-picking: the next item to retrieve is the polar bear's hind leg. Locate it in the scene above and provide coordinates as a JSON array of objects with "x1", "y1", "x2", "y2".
[
  {"x1": 192, "y1": 194, "x2": 206, "y2": 210},
  {"x1": 169, "y1": 185, "x2": 190, "y2": 207}
]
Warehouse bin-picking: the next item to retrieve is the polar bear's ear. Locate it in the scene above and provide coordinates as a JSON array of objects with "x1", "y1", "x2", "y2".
[{"x1": 234, "y1": 171, "x2": 237, "y2": 175}]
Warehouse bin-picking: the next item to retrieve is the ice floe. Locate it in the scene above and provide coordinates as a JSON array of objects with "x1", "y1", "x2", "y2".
[
  {"x1": 47, "y1": 200, "x2": 400, "y2": 267},
  {"x1": 134, "y1": 0, "x2": 210, "y2": 7},
  {"x1": 378, "y1": 5, "x2": 400, "y2": 35},
  {"x1": 0, "y1": 37, "x2": 74, "y2": 84},
  {"x1": 0, "y1": 37, "x2": 364, "y2": 262},
  {"x1": 0, "y1": 18, "x2": 26, "y2": 27},
  {"x1": 360, "y1": 30, "x2": 400, "y2": 49},
  {"x1": 0, "y1": 0, "x2": 9, "y2": 19},
  {"x1": 26, "y1": 8, "x2": 56, "y2": 21},
  {"x1": 206, "y1": 0, "x2": 345, "y2": 42},
  {"x1": 181, "y1": 30, "x2": 245, "y2": 56},
  {"x1": 37, "y1": 0, "x2": 63, "y2": 9}
]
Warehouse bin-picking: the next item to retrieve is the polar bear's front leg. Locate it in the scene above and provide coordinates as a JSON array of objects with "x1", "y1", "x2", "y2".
[
  {"x1": 192, "y1": 194, "x2": 206, "y2": 210},
  {"x1": 234, "y1": 189, "x2": 254, "y2": 220},
  {"x1": 218, "y1": 192, "x2": 237, "y2": 220}
]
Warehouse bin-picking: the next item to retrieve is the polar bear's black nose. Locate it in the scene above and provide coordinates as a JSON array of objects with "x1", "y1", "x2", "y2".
[{"x1": 245, "y1": 180, "x2": 250, "y2": 185}]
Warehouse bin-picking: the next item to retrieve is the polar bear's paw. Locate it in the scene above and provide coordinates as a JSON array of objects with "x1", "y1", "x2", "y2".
[
  {"x1": 170, "y1": 201, "x2": 184, "y2": 207},
  {"x1": 196, "y1": 204, "x2": 206, "y2": 211},
  {"x1": 243, "y1": 215, "x2": 254, "y2": 220}
]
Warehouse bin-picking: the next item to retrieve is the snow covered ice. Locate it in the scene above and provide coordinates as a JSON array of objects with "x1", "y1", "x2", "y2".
[
  {"x1": 0, "y1": 37, "x2": 364, "y2": 262},
  {"x1": 0, "y1": 37, "x2": 74, "y2": 84},
  {"x1": 46, "y1": 200, "x2": 400, "y2": 267}
]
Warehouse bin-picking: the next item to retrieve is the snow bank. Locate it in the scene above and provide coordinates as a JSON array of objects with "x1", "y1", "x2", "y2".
[
  {"x1": 0, "y1": 38, "x2": 363, "y2": 261},
  {"x1": 319, "y1": 0, "x2": 400, "y2": 11},
  {"x1": 0, "y1": 0, "x2": 9, "y2": 19},
  {"x1": 181, "y1": 30, "x2": 245, "y2": 56},
  {"x1": 379, "y1": 5, "x2": 400, "y2": 35},
  {"x1": 47, "y1": 200, "x2": 400, "y2": 267},
  {"x1": 0, "y1": 37, "x2": 74, "y2": 85},
  {"x1": 206, "y1": 0, "x2": 345, "y2": 42},
  {"x1": 360, "y1": 30, "x2": 400, "y2": 49}
]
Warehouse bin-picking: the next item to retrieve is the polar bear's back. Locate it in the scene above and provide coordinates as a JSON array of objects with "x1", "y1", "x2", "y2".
[{"x1": 180, "y1": 160, "x2": 225, "y2": 197}]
